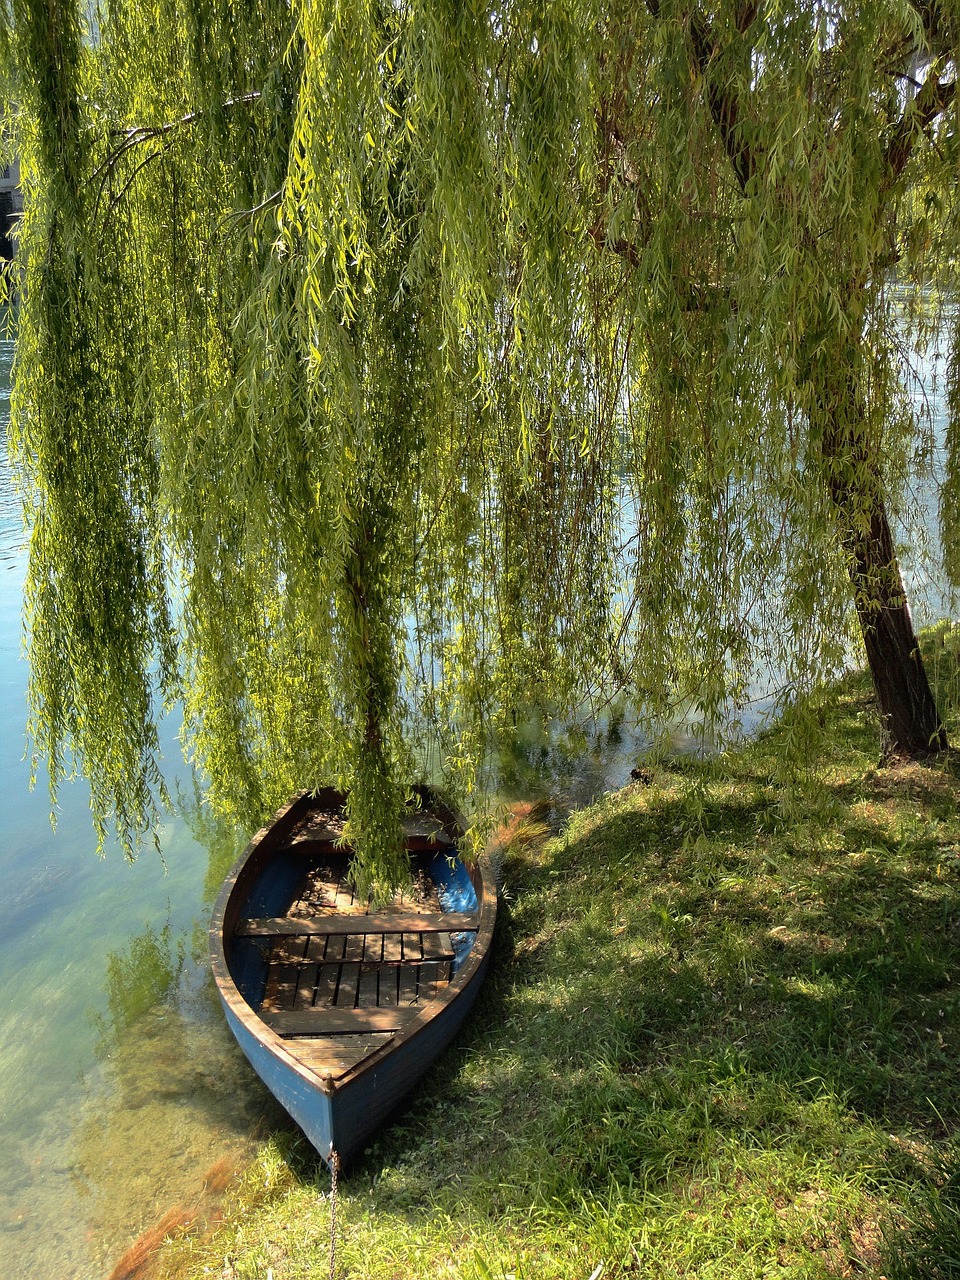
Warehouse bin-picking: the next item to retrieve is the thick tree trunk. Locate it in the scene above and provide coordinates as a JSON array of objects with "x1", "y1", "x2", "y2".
[
  {"x1": 817, "y1": 353, "x2": 947, "y2": 761},
  {"x1": 846, "y1": 495, "x2": 947, "y2": 759}
]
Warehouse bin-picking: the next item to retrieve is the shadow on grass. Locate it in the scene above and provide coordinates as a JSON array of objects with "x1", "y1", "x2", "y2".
[
  {"x1": 213, "y1": 648, "x2": 960, "y2": 1275},
  {"x1": 327, "y1": 736, "x2": 960, "y2": 1270}
]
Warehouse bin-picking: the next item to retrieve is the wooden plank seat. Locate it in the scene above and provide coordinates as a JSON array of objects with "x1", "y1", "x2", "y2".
[
  {"x1": 264, "y1": 1007, "x2": 419, "y2": 1035},
  {"x1": 238, "y1": 910, "x2": 479, "y2": 936}
]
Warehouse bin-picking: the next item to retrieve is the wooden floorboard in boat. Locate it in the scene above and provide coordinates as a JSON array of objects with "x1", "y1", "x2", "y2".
[
  {"x1": 264, "y1": 1006, "x2": 419, "y2": 1035},
  {"x1": 418, "y1": 960, "x2": 452, "y2": 1004},
  {"x1": 343, "y1": 933, "x2": 365, "y2": 964},
  {"x1": 363, "y1": 934, "x2": 384, "y2": 963},
  {"x1": 255, "y1": 847, "x2": 465, "y2": 1026},
  {"x1": 292, "y1": 936, "x2": 326, "y2": 1009},
  {"x1": 325, "y1": 935, "x2": 346, "y2": 963},
  {"x1": 379, "y1": 967, "x2": 399, "y2": 1007},
  {"x1": 289, "y1": 862, "x2": 348, "y2": 916},
  {"x1": 314, "y1": 963, "x2": 340, "y2": 1008},
  {"x1": 286, "y1": 1032, "x2": 394, "y2": 1079},
  {"x1": 421, "y1": 931, "x2": 452, "y2": 961},
  {"x1": 398, "y1": 965, "x2": 419, "y2": 1005},
  {"x1": 335, "y1": 878, "x2": 359, "y2": 911},
  {"x1": 337, "y1": 962, "x2": 361, "y2": 1008},
  {"x1": 261, "y1": 935, "x2": 310, "y2": 1012},
  {"x1": 356, "y1": 963, "x2": 379, "y2": 1009}
]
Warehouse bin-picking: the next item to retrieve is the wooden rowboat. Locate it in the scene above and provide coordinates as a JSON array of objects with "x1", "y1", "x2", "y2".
[{"x1": 209, "y1": 786, "x2": 497, "y2": 1167}]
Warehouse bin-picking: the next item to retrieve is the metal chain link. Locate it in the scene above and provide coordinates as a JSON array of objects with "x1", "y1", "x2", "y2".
[{"x1": 328, "y1": 1148, "x2": 340, "y2": 1280}]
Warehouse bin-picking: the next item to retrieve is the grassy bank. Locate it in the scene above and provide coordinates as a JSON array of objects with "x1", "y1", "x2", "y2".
[{"x1": 151, "y1": 634, "x2": 960, "y2": 1279}]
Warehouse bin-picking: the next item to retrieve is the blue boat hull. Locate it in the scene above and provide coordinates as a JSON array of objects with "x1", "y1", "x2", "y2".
[{"x1": 210, "y1": 788, "x2": 497, "y2": 1167}]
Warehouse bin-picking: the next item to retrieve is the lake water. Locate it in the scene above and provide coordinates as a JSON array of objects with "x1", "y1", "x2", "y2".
[
  {"x1": 0, "y1": 322, "x2": 954, "y2": 1279},
  {"x1": 0, "y1": 335, "x2": 281, "y2": 1279}
]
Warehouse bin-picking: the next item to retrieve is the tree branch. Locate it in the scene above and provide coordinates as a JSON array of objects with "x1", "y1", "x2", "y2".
[
  {"x1": 642, "y1": 2, "x2": 762, "y2": 191},
  {"x1": 884, "y1": 66, "x2": 956, "y2": 183},
  {"x1": 92, "y1": 91, "x2": 264, "y2": 227},
  {"x1": 96, "y1": 92, "x2": 262, "y2": 180},
  {"x1": 687, "y1": 8, "x2": 759, "y2": 195}
]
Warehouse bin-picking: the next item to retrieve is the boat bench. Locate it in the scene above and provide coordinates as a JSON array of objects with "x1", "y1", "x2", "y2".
[{"x1": 242, "y1": 910, "x2": 478, "y2": 1037}]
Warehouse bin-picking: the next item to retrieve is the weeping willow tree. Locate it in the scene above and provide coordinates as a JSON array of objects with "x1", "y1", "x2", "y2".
[{"x1": 1, "y1": 0, "x2": 958, "y2": 891}]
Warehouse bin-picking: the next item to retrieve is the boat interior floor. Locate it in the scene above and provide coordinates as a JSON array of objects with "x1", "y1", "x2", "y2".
[{"x1": 239, "y1": 859, "x2": 476, "y2": 1083}]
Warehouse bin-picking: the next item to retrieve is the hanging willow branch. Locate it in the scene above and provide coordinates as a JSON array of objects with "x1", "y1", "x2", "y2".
[
  {"x1": 2, "y1": 0, "x2": 959, "y2": 884},
  {"x1": 99, "y1": 92, "x2": 263, "y2": 174}
]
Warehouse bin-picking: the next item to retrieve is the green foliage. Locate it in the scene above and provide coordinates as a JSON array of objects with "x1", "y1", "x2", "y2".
[{"x1": 1, "y1": 1, "x2": 958, "y2": 883}]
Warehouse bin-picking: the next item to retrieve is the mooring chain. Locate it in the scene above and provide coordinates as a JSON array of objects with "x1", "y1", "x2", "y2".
[{"x1": 328, "y1": 1147, "x2": 341, "y2": 1280}]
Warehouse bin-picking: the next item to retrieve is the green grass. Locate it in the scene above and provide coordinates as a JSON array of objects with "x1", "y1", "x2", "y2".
[{"x1": 152, "y1": 630, "x2": 960, "y2": 1279}]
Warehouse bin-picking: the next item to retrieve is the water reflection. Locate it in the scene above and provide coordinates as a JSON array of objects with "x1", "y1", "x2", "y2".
[
  {"x1": 173, "y1": 778, "x2": 249, "y2": 915},
  {"x1": 94, "y1": 922, "x2": 187, "y2": 1057},
  {"x1": 495, "y1": 706, "x2": 639, "y2": 809},
  {"x1": 0, "y1": 903, "x2": 282, "y2": 1278}
]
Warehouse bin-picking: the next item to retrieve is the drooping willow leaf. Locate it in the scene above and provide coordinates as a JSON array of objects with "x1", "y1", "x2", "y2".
[{"x1": 1, "y1": 0, "x2": 958, "y2": 890}]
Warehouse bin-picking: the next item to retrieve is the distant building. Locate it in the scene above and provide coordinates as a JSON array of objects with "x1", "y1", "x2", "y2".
[{"x1": 0, "y1": 158, "x2": 22, "y2": 260}]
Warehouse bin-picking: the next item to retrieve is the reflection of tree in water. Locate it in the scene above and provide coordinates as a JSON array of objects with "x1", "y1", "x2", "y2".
[
  {"x1": 494, "y1": 703, "x2": 636, "y2": 809},
  {"x1": 173, "y1": 777, "x2": 246, "y2": 911},
  {"x1": 167, "y1": 777, "x2": 248, "y2": 969},
  {"x1": 94, "y1": 923, "x2": 185, "y2": 1057},
  {"x1": 79, "y1": 920, "x2": 286, "y2": 1276}
]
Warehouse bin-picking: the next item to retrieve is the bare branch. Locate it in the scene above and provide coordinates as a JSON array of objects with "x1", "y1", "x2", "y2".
[
  {"x1": 884, "y1": 67, "x2": 956, "y2": 183},
  {"x1": 97, "y1": 92, "x2": 262, "y2": 180}
]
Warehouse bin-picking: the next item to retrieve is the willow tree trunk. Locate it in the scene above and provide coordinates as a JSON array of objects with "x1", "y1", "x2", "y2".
[
  {"x1": 819, "y1": 362, "x2": 947, "y2": 760},
  {"x1": 844, "y1": 491, "x2": 947, "y2": 758},
  {"x1": 665, "y1": 4, "x2": 950, "y2": 761}
]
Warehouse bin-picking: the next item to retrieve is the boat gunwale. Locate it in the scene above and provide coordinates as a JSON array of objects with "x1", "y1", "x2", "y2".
[{"x1": 209, "y1": 786, "x2": 497, "y2": 1099}]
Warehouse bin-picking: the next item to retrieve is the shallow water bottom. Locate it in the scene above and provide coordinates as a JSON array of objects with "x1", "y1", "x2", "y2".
[{"x1": 0, "y1": 980, "x2": 287, "y2": 1280}]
